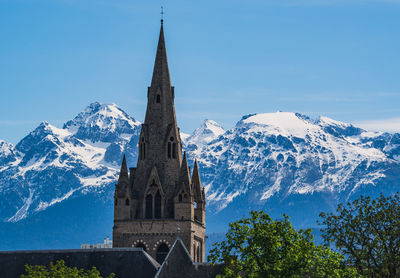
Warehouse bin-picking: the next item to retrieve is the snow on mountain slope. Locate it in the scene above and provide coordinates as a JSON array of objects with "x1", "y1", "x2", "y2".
[
  {"x1": 1, "y1": 104, "x2": 400, "y2": 233},
  {"x1": 187, "y1": 112, "x2": 398, "y2": 212},
  {"x1": 180, "y1": 132, "x2": 190, "y2": 143},
  {"x1": 64, "y1": 102, "x2": 140, "y2": 142},
  {"x1": 0, "y1": 140, "x2": 13, "y2": 156},
  {"x1": 0, "y1": 140, "x2": 16, "y2": 165},
  {"x1": 187, "y1": 119, "x2": 225, "y2": 146},
  {"x1": 0, "y1": 102, "x2": 141, "y2": 222}
]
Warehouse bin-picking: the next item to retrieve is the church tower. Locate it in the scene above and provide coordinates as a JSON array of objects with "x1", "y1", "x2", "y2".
[{"x1": 113, "y1": 20, "x2": 206, "y2": 264}]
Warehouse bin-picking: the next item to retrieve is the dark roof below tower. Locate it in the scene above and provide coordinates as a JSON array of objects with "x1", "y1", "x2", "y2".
[
  {"x1": 0, "y1": 248, "x2": 159, "y2": 278},
  {"x1": 155, "y1": 238, "x2": 224, "y2": 278},
  {"x1": 0, "y1": 241, "x2": 223, "y2": 278}
]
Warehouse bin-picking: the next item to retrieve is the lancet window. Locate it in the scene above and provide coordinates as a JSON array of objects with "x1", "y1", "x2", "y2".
[
  {"x1": 155, "y1": 191, "x2": 162, "y2": 219},
  {"x1": 145, "y1": 194, "x2": 152, "y2": 219},
  {"x1": 140, "y1": 138, "x2": 146, "y2": 160},
  {"x1": 167, "y1": 137, "x2": 177, "y2": 159}
]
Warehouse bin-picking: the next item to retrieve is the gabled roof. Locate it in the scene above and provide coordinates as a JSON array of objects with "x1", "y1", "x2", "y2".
[
  {"x1": 154, "y1": 237, "x2": 193, "y2": 278},
  {"x1": 155, "y1": 237, "x2": 224, "y2": 278}
]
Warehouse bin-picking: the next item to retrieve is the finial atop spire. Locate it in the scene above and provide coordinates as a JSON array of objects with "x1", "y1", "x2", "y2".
[{"x1": 160, "y1": 6, "x2": 164, "y2": 25}]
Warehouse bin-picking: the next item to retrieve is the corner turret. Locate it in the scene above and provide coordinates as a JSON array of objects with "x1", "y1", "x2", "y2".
[
  {"x1": 192, "y1": 160, "x2": 205, "y2": 224},
  {"x1": 114, "y1": 155, "x2": 132, "y2": 220}
]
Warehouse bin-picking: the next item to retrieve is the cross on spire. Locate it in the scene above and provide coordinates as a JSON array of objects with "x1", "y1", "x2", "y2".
[{"x1": 160, "y1": 6, "x2": 164, "y2": 25}]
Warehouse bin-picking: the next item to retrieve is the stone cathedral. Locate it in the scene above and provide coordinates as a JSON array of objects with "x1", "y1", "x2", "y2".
[{"x1": 112, "y1": 21, "x2": 206, "y2": 264}]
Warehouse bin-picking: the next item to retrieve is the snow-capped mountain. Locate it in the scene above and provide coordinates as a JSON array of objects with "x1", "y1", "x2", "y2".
[
  {"x1": 64, "y1": 102, "x2": 140, "y2": 143},
  {"x1": 1, "y1": 103, "x2": 400, "y2": 250},
  {"x1": 187, "y1": 112, "x2": 400, "y2": 218},
  {"x1": 185, "y1": 119, "x2": 225, "y2": 148},
  {"x1": 0, "y1": 102, "x2": 141, "y2": 224},
  {"x1": 0, "y1": 140, "x2": 16, "y2": 165}
]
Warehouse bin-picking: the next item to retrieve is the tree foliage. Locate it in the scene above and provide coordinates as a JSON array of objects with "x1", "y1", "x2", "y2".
[
  {"x1": 20, "y1": 259, "x2": 115, "y2": 278},
  {"x1": 208, "y1": 210, "x2": 358, "y2": 278},
  {"x1": 320, "y1": 193, "x2": 400, "y2": 277}
]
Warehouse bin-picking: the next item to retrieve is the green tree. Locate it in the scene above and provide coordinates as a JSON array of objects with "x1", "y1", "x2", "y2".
[
  {"x1": 320, "y1": 193, "x2": 400, "y2": 277},
  {"x1": 208, "y1": 210, "x2": 358, "y2": 278},
  {"x1": 20, "y1": 259, "x2": 115, "y2": 278}
]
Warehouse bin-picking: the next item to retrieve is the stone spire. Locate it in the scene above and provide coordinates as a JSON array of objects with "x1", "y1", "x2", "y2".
[
  {"x1": 118, "y1": 154, "x2": 129, "y2": 184},
  {"x1": 116, "y1": 154, "x2": 129, "y2": 198},
  {"x1": 113, "y1": 21, "x2": 206, "y2": 263},
  {"x1": 134, "y1": 21, "x2": 182, "y2": 217},
  {"x1": 192, "y1": 159, "x2": 204, "y2": 202},
  {"x1": 150, "y1": 23, "x2": 171, "y2": 88},
  {"x1": 142, "y1": 21, "x2": 180, "y2": 152},
  {"x1": 178, "y1": 152, "x2": 192, "y2": 196}
]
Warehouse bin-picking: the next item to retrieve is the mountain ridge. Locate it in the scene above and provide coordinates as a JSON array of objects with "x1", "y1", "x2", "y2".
[{"x1": 1, "y1": 102, "x2": 400, "y2": 249}]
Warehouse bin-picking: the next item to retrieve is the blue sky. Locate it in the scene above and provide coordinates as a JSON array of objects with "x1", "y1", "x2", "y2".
[{"x1": 1, "y1": 0, "x2": 399, "y2": 143}]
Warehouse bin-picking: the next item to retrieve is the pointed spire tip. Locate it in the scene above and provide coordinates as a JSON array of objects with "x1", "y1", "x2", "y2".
[{"x1": 160, "y1": 6, "x2": 164, "y2": 25}]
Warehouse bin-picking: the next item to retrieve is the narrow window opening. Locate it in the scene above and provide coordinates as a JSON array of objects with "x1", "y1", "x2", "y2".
[
  {"x1": 115, "y1": 198, "x2": 118, "y2": 206},
  {"x1": 155, "y1": 191, "x2": 162, "y2": 219},
  {"x1": 145, "y1": 194, "x2": 153, "y2": 219},
  {"x1": 168, "y1": 142, "x2": 171, "y2": 158},
  {"x1": 156, "y1": 94, "x2": 160, "y2": 103},
  {"x1": 125, "y1": 198, "x2": 130, "y2": 206},
  {"x1": 172, "y1": 143, "x2": 177, "y2": 158},
  {"x1": 179, "y1": 194, "x2": 183, "y2": 202},
  {"x1": 140, "y1": 138, "x2": 145, "y2": 160},
  {"x1": 197, "y1": 246, "x2": 200, "y2": 262}
]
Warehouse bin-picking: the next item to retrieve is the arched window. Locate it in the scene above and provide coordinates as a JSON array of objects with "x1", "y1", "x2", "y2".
[
  {"x1": 172, "y1": 142, "x2": 177, "y2": 158},
  {"x1": 179, "y1": 194, "x2": 183, "y2": 202},
  {"x1": 156, "y1": 243, "x2": 169, "y2": 264},
  {"x1": 168, "y1": 137, "x2": 174, "y2": 159},
  {"x1": 125, "y1": 198, "x2": 130, "y2": 206},
  {"x1": 155, "y1": 191, "x2": 162, "y2": 219},
  {"x1": 140, "y1": 138, "x2": 146, "y2": 160},
  {"x1": 156, "y1": 94, "x2": 160, "y2": 103},
  {"x1": 194, "y1": 202, "x2": 197, "y2": 209},
  {"x1": 197, "y1": 246, "x2": 200, "y2": 262},
  {"x1": 193, "y1": 245, "x2": 196, "y2": 262},
  {"x1": 145, "y1": 194, "x2": 153, "y2": 219},
  {"x1": 115, "y1": 198, "x2": 118, "y2": 206},
  {"x1": 136, "y1": 242, "x2": 147, "y2": 252}
]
